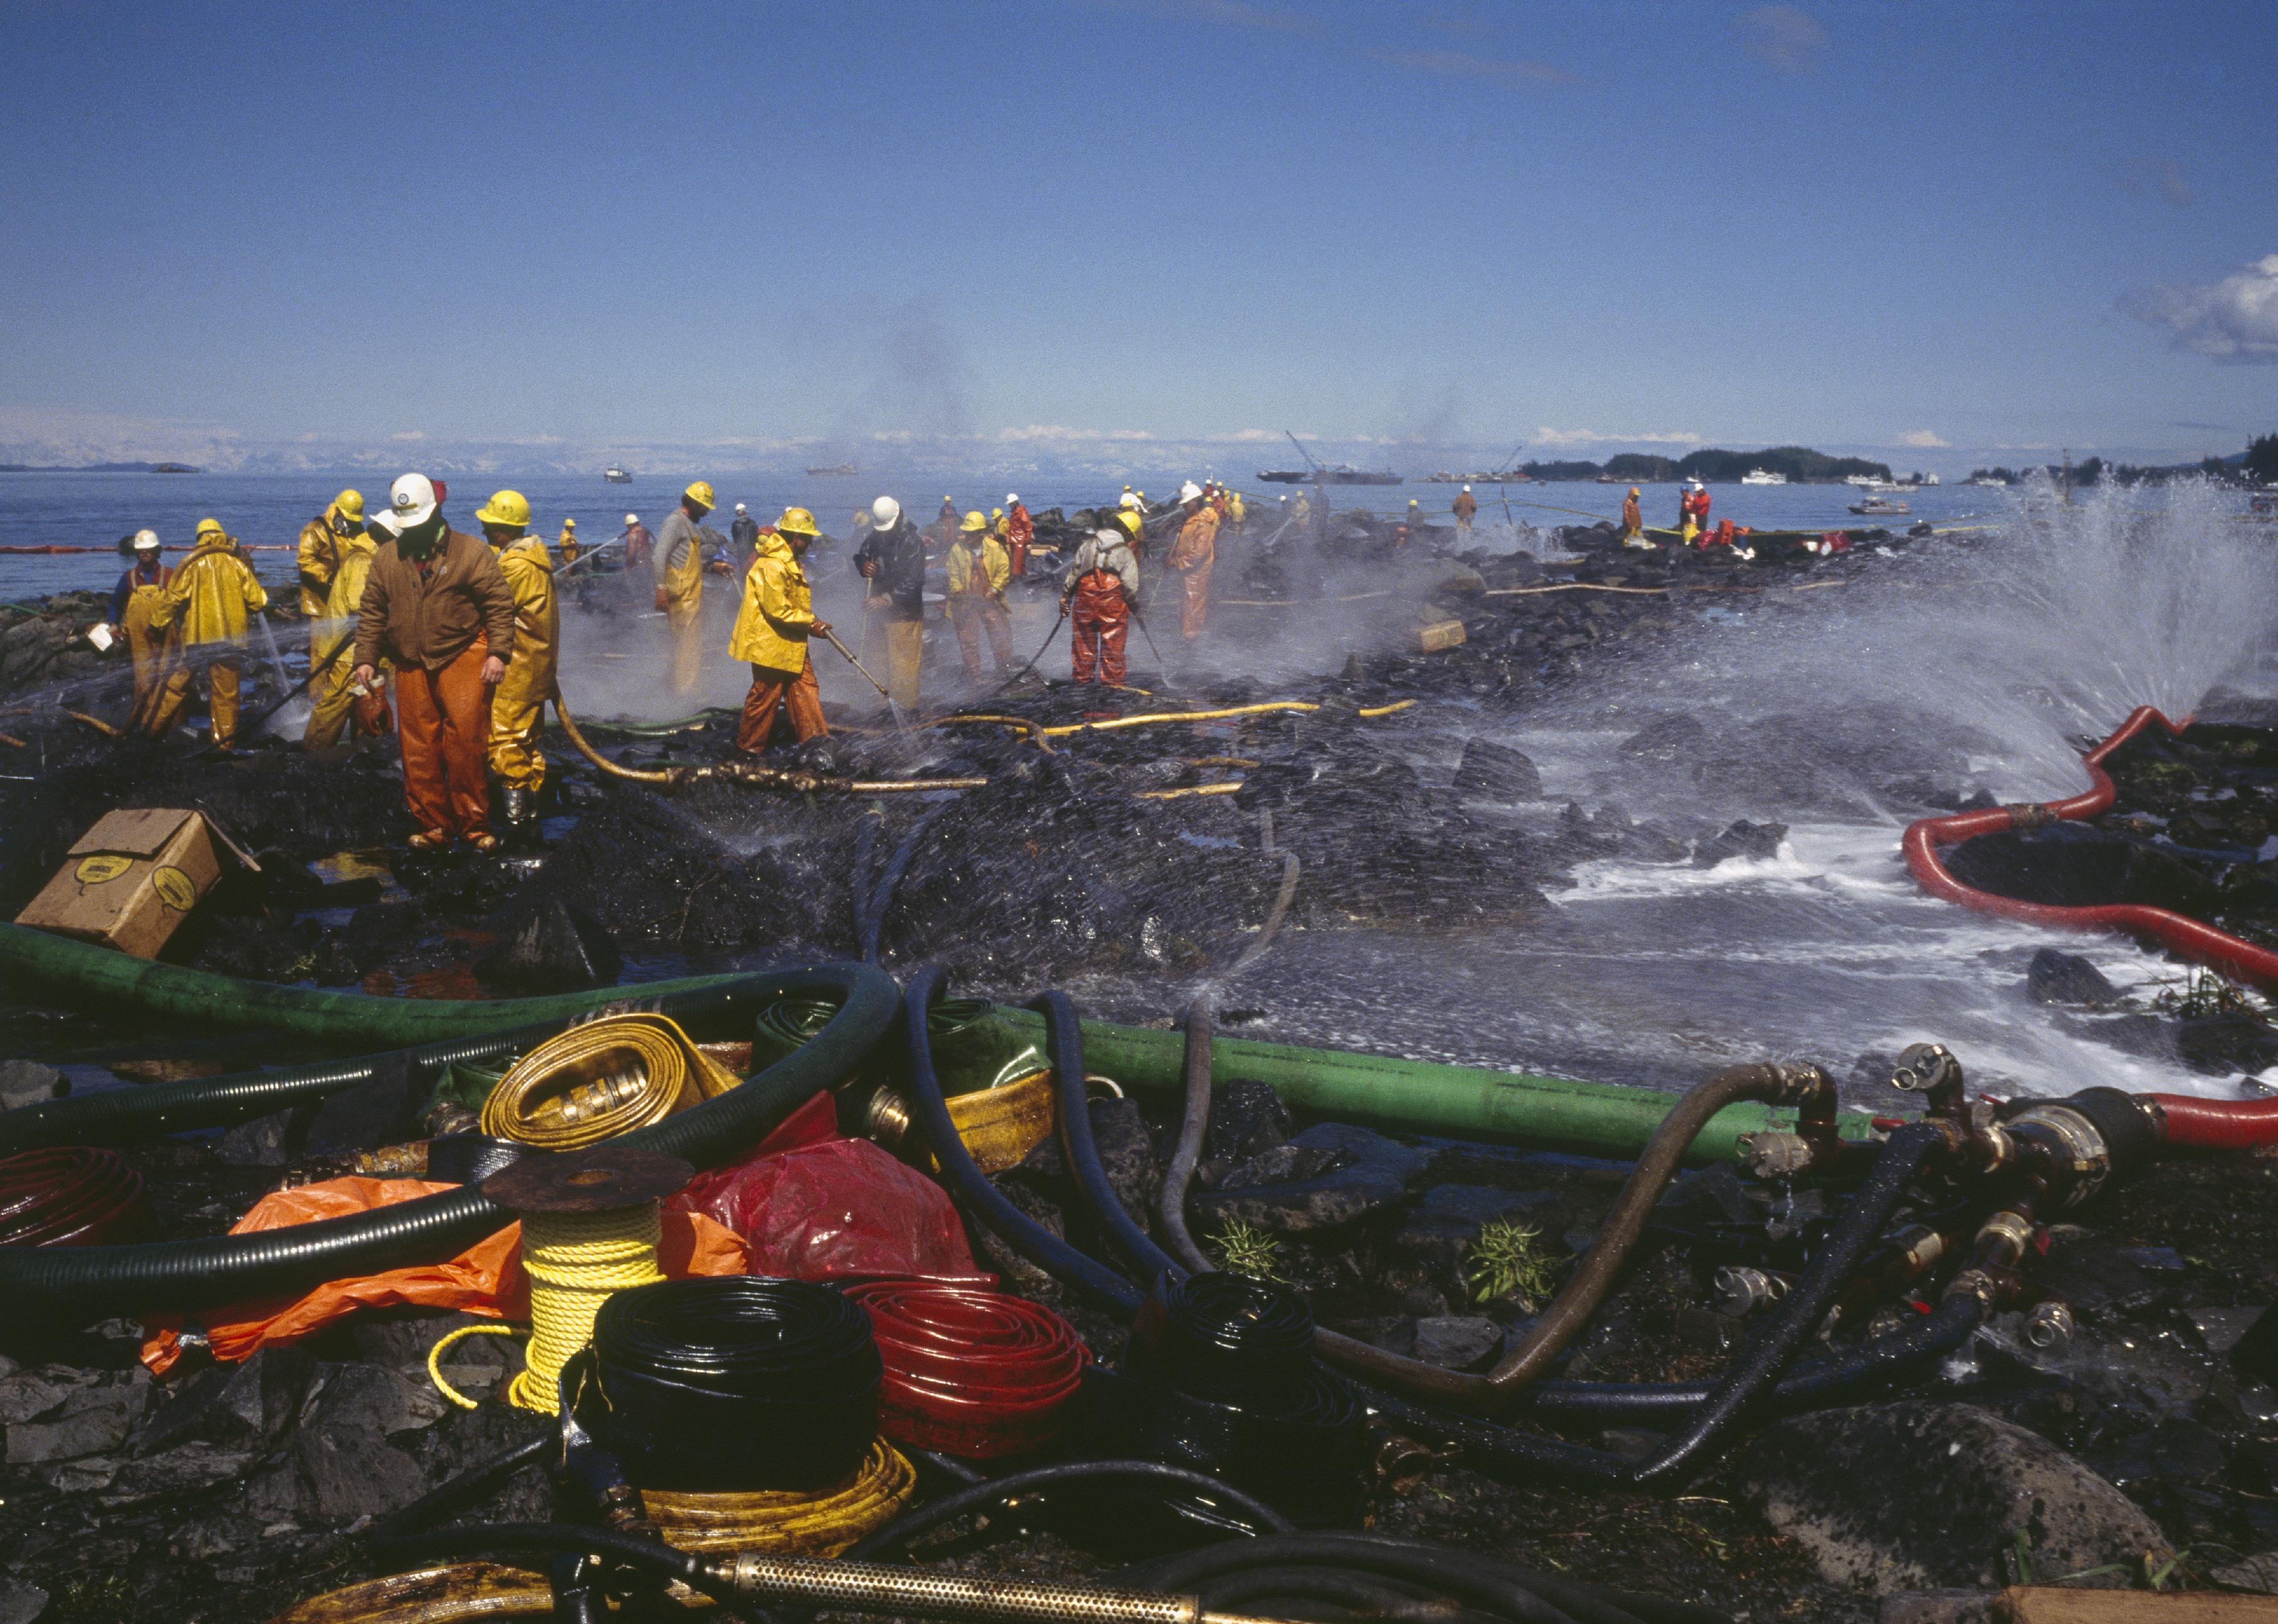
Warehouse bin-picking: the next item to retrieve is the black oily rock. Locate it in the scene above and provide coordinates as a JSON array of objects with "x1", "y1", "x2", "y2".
[
  {"x1": 2175, "y1": 1012, "x2": 2278, "y2": 1075},
  {"x1": 1616, "y1": 712, "x2": 1711, "y2": 766},
  {"x1": 1385, "y1": 1185, "x2": 1574, "y2": 1278},
  {"x1": 1200, "y1": 1079, "x2": 1294, "y2": 1186},
  {"x1": 1945, "y1": 823, "x2": 2219, "y2": 914},
  {"x1": 1692, "y1": 818, "x2": 1787, "y2": 868},
  {"x1": 474, "y1": 890, "x2": 623, "y2": 991},
  {"x1": 1452, "y1": 738, "x2": 1542, "y2": 801},
  {"x1": 1189, "y1": 1123, "x2": 1433, "y2": 1235},
  {"x1": 2026, "y1": 948, "x2": 2120, "y2": 1007},
  {"x1": 1734, "y1": 1401, "x2": 2169, "y2": 1593},
  {"x1": 128, "y1": 1345, "x2": 314, "y2": 1455}
]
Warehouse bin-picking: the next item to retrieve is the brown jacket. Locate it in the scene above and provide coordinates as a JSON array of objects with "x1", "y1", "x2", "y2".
[{"x1": 353, "y1": 527, "x2": 517, "y2": 673}]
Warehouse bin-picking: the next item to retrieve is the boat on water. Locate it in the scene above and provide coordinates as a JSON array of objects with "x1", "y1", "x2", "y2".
[
  {"x1": 805, "y1": 463, "x2": 858, "y2": 476},
  {"x1": 603, "y1": 466, "x2": 633, "y2": 484},
  {"x1": 1740, "y1": 468, "x2": 1788, "y2": 485},
  {"x1": 1423, "y1": 470, "x2": 1529, "y2": 484},
  {"x1": 1849, "y1": 496, "x2": 1910, "y2": 515},
  {"x1": 1258, "y1": 466, "x2": 1402, "y2": 485}
]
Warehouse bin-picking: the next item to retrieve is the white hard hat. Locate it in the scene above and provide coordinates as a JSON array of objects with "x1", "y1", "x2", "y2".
[
  {"x1": 132, "y1": 528, "x2": 160, "y2": 550},
  {"x1": 735, "y1": 502, "x2": 748, "y2": 514},
  {"x1": 1006, "y1": 493, "x2": 1018, "y2": 505},
  {"x1": 1179, "y1": 481, "x2": 1203, "y2": 503},
  {"x1": 1462, "y1": 484, "x2": 1471, "y2": 492},
  {"x1": 871, "y1": 495, "x2": 902, "y2": 529},
  {"x1": 625, "y1": 513, "x2": 639, "y2": 526},
  {"x1": 388, "y1": 472, "x2": 439, "y2": 530}
]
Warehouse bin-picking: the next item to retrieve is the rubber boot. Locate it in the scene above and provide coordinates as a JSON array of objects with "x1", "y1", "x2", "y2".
[{"x1": 502, "y1": 786, "x2": 540, "y2": 850}]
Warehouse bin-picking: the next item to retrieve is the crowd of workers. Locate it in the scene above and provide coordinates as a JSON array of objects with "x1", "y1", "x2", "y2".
[{"x1": 78, "y1": 469, "x2": 1367, "y2": 855}]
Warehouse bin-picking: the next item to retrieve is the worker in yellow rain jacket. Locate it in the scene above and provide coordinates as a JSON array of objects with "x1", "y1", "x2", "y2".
[
  {"x1": 1226, "y1": 486, "x2": 1246, "y2": 527},
  {"x1": 296, "y1": 490, "x2": 364, "y2": 618},
  {"x1": 946, "y1": 510, "x2": 1012, "y2": 680},
  {"x1": 654, "y1": 480, "x2": 716, "y2": 696},
  {"x1": 145, "y1": 519, "x2": 269, "y2": 748},
  {"x1": 730, "y1": 507, "x2": 830, "y2": 753},
  {"x1": 303, "y1": 522, "x2": 390, "y2": 748},
  {"x1": 476, "y1": 490, "x2": 559, "y2": 842},
  {"x1": 557, "y1": 517, "x2": 581, "y2": 565}
]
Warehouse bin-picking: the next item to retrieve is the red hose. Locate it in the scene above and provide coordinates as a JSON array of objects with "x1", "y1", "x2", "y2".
[
  {"x1": 1901, "y1": 705, "x2": 2278, "y2": 994},
  {"x1": 0, "y1": 1148, "x2": 152, "y2": 1248},
  {"x1": 2146, "y1": 1093, "x2": 2278, "y2": 1151},
  {"x1": 845, "y1": 1280, "x2": 1088, "y2": 1458}
]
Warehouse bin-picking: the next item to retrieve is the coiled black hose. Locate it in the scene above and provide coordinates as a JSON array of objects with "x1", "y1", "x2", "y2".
[
  {"x1": 1039, "y1": 988, "x2": 1184, "y2": 1286},
  {"x1": 585, "y1": 1276, "x2": 883, "y2": 1491},
  {"x1": 0, "y1": 962, "x2": 900, "y2": 1321},
  {"x1": 1120, "y1": 1532, "x2": 1734, "y2": 1624},
  {"x1": 904, "y1": 965, "x2": 1145, "y2": 1313}
]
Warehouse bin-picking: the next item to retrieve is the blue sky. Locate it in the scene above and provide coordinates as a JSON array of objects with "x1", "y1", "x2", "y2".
[{"x1": 2, "y1": 0, "x2": 2273, "y2": 475}]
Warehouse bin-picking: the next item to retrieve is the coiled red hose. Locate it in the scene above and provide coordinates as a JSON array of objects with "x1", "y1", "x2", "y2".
[
  {"x1": 845, "y1": 1280, "x2": 1087, "y2": 1458},
  {"x1": 0, "y1": 1148, "x2": 152, "y2": 1248},
  {"x1": 2146, "y1": 1093, "x2": 2278, "y2": 1151},
  {"x1": 1902, "y1": 706, "x2": 2278, "y2": 994}
]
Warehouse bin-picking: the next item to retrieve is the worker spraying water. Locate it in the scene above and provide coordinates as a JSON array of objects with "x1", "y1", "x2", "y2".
[
  {"x1": 854, "y1": 496, "x2": 927, "y2": 713},
  {"x1": 295, "y1": 489, "x2": 365, "y2": 618},
  {"x1": 476, "y1": 489, "x2": 560, "y2": 847},
  {"x1": 730, "y1": 507, "x2": 832, "y2": 753},
  {"x1": 142, "y1": 519, "x2": 268, "y2": 750},
  {"x1": 653, "y1": 480, "x2": 717, "y2": 697},
  {"x1": 1061, "y1": 519, "x2": 1140, "y2": 686}
]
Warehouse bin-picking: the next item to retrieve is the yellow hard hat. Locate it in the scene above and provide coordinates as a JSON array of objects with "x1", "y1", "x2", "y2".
[
  {"x1": 961, "y1": 510, "x2": 988, "y2": 533},
  {"x1": 1113, "y1": 508, "x2": 1142, "y2": 540},
  {"x1": 991, "y1": 507, "x2": 1004, "y2": 520},
  {"x1": 476, "y1": 489, "x2": 533, "y2": 529},
  {"x1": 333, "y1": 489, "x2": 365, "y2": 523},
  {"x1": 1628, "y1": 487, "x2": 1640, "y2": 496},
  {"x1": 777, "y1": 507, "x2": 820, "y2": 538},
  {"x1": 563, "y1": 517, "x2": 577, "y2": 528},
  {"x1": 195, "y1": 517, "x2": 225, "y2": 539},
  {"x1": 683, "y1": 480, "x2": 716, "y2": 511}
]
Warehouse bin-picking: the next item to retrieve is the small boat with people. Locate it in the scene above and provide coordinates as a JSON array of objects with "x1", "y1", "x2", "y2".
[
  {"x1": 1849, "y1": 495, "x2": 1910, "y2": 515},
  {"x1": 603, "y1": 466, "x2": 633, "y2": 484},
  {"x1": 1740, "y1": 468, "x2": 1787, "y2": 485}
]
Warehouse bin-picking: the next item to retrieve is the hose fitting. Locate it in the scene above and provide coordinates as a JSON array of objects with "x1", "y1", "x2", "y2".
[{"x1": 2022, "y1": 1300, "x2": 2076, "y2": 1354}]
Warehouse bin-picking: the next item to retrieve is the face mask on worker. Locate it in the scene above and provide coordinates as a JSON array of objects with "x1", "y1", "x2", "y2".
[{"x1": 332, "y1": 513, "x2": 361, "y2": 537}]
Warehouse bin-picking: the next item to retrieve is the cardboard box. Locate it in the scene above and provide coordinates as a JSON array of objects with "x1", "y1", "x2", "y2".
[
  {"x1": 14, "y1": 807, "x2": 248, "y2": 959},
  {"x1": 1417, "y1": 616, "x2": 1468, "y2": 654}
]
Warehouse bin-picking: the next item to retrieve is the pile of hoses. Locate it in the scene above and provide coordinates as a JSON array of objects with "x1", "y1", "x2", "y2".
[
  {"x1": 0, "y1": 958, "x2": 899, "y2": 1321},
  {"x1": 478, "y1": 1014, "x2": 736, "y2": 1150},
  {"x1": 645, "y1": 1438, "x2": 917, "y2": 1557},
  {"x1": 0, "y1": 1148, "x2": 151, "y2": 1247},
  {"x1": 845, "y1": 1280, "x2": 1088, "y2": 1458}
]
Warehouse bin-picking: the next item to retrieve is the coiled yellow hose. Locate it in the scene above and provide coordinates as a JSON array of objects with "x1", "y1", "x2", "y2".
[
  {"x1": 644, "y1": 1437, "x2": 917, "y2": 1556},
  {"x1": 480, "y1": 1014, "x2": 738, "y2": 1150}
]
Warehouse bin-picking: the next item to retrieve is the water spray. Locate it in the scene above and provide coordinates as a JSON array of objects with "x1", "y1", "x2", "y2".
[{"x1": 820, "y1": 626, "x2": 908, "y2": 731}]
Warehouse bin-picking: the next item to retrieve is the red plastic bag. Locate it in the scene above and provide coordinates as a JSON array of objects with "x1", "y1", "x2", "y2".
[{"x1": 666, "y1": 1092, "x2": 977, "y2": 1279}]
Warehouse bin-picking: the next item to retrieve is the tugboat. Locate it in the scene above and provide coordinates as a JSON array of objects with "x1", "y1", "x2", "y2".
[
  {"x1": 604, "y1": 466, "x2": 633, "y2": 484},
  {"x1": 1257, "y1": 465, "x2": 1401, "y2": 485},
  {"x1": 805, "y1": 463, "x2": 859, "y2": 476}
]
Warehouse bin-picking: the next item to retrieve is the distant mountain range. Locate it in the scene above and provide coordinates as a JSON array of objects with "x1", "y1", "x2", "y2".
[{"x1": 0, "y1": 461, "x2": 203, "y2": 474}]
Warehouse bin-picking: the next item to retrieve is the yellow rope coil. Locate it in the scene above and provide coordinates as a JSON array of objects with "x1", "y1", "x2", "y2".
[
  {"x1": 426, "y1": 1322, "x2": 523, "y2": 1411},
  {"x1": 504, "y1": 1203, "x2": 666, "y2": 1414},
  {"x1": 480, "y1": 1014, "x2": 738, "y2": 1150},
  {"x1": 643, "y1": 1438, "x2": 917, "y2": 1556}
]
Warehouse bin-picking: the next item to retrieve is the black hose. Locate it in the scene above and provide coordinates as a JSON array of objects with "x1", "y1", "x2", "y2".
[
  {"x1": 0, "y1": 962, "x2": 900, "y2": 1321},
  {"x1": 904, "y1": 965, "x2": 1144, "y2": 1313},
  {"x1": 1122, "y1": 1533, "x2": 1733, "y2": 1624},
  {"x1": 371, "y1": 1433, "x2": 551, "y2": 1541},
  {"x1": 586, "y1": 1276, "x2": 882, "y2": 1491},
  {"x1": 1522, "y1": 1290, "x2": 1986, "y2": 1419},
  {"x1": 1038, "y1": 989, "x2": 1184, "y2": 1286},
  {"x1": 861, "y1": 805, "x2": 951, "y2": 965},
  {"x1": 1359, "y1": 1124, "x2": 1951, "y2": 1488},
  {"x1": 851, "y1": 808, "x2": 881, "y2": 961},
  {"x1": 842, "y1": 1459, "x2": 1297, "y2": 1559}
]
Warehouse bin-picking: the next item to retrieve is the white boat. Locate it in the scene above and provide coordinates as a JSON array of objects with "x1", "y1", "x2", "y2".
[
  {"x1": 1740, "y1": 468, "x2": 1787, "y2": 486},
  {"x1": 1844, "y1": 474, "x2": 1881, "y2": 488},
  {"x1": 603, "y1": 466, "x2": 632, "y2": 484},
  {"x1": 1849, "y1": 496, "x2": 1911, "y2": 515}
]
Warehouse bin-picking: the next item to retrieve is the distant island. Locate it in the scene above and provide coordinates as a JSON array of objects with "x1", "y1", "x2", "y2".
[
  {"x1": 1521, "y1": 446, "x2": 1894, "y2": 484},
  {"x1": 0, "y1": 461, "x2": 203, "y2": 474}
]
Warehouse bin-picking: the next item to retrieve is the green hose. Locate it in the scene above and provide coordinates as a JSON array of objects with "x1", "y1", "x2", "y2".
[
  {"x1": 957, "y1": 1007, "x2": 1877, "y2": 1164},
  {"x1": 0, "y1": 922, "x2": 754, "y2": 1047}
]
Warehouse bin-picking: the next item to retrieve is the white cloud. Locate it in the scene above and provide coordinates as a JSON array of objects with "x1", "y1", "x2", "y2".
[
  {"x1": 1734, "y1": 6, "x2": 1827, "y2": 74},
  {"x1": 389, "y1": 430, "x2": 427, "y2": 442},
  {"x1": 996, "y1": 424, "x2": 1159, "y2": 443},
  {"x1": 1372, "y1": 48, "x2": 1582, "y2": 87},
  {"x1": 1897, "y1": 429, "x2": 1950, "y2": 448},
  {"x1": 2124, "y1": 254, "x2": 2278, "y2": 362},
  {"x1": 1533, "y1": 425, "x2": 1704, "y2": 447}
]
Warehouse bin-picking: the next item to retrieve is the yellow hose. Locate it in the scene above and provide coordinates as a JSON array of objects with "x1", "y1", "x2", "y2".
[
  {"x1": 426, "y1": 1322, "x2": 522, "y2": 1411},
  {"x1": 479, "y1": 1014, "x2": 736, "y2": 1150},
  {"x1": 266, "y1": 1562, "x2": 556, "y2": 1622},
  {"x1": 1136, "y1": 782, "x2": 1243, "y2": 801},
  {"x1": 507, "y1": 1203, "x2": 666, "y2": 1413},
  {"x1": 1038, "y1": 697, "x2": 1413, "y2": 737},
  {"x1": 645, "y1": 1438, "x2": 917, "y2": 1556}
]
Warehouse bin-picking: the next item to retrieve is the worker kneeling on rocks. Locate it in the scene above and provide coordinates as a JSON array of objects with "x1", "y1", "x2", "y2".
[
  {"x1": 144, "y1": 519, "x2": 268, "y2": 750},
  {"x1": 476, "y1": 489, "x2": 559, "y2": 844},
  {"x1": 303, "y1": 514, "x2": 390, "y2": 749},
  {"x1": 946, "y1": 509, "x2": 1012, "y2": 681},
  {"x1": 1061, "y1": 521, "x2": 1139, "y2": 686},
  {"x1": 731, "y1": 507, "x2": 830, "y2": 753},
  {"x1": 654, "y1": 480, "x2": 716, "y2": 695},
  {"x1": 353, "y1": 474, "x2": 517, "y2": 853}
]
